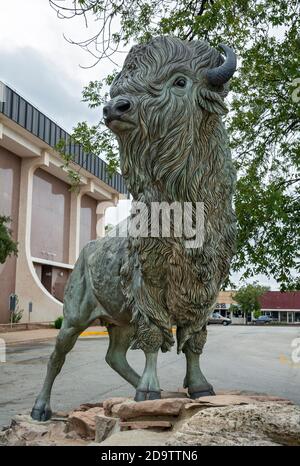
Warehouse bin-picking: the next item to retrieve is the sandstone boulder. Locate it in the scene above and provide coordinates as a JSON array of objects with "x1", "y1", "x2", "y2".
[
  {"x1": 95, "y1": 414, "x2": 118, "y2": 443},
  {"x1": 103, "y1": 397, "x2": 130, "y2": 416},
  {"x1": 67, "y1": 406, "x2": 104, "y2": 439},
  {"x1": 0, "y1": 414, "x2": 87, "y2": 446},
  {"x1": 2, "y1": 393, "x2": 298, "y2": 446},
  {"x1": 77, "y1": 402, "x2": 103, "y2": 412},
  {"x1": 167, "y1": 402, "x2": 300, "y2": 446},
  {"x1": 0, "y1": 415, "x2": 50, "y2": 446}
]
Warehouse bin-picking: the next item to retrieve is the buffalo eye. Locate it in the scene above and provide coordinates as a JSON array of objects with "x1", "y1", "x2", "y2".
[{"x1": 173, "y1": 77, "x2": 187, "y2": 88}]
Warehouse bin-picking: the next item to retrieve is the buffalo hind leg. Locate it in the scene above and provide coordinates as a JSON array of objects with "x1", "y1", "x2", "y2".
[
  {"x1": 31, "y1": 319, "x2": 89, "y2": 421},
  {"x1": 106, "y1": 324, "x2": 141, "y2": 388},
  {"x1": 183, "y1": 327, "x2": 215, "y2": 399}
]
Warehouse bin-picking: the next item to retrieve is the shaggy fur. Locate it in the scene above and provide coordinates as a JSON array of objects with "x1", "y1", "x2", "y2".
[{"x1": 108, "y1": 36, "x2": 236, "y2": 353}]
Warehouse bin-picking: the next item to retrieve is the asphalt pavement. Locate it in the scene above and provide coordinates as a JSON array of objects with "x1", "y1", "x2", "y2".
[{"x1": 0, "y1": 325, "x2": 299, "y2": 428}]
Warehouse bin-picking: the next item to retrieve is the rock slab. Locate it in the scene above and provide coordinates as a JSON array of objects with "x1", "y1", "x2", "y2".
[
  {"x1": 67, "y1": 407, "x2": 105, "y2": 439},
  {"x1": 95, "y1": 414, "x2": 118, "y2": 443},
  {"x1": 111, "y1": 398, "x2": 193, "y2": 419},
  {"x1": 103, "y1": 397, "x2": 130, "y2": 416},
  {"x1": 1, "y1": 393, "x2": 298, "y2": 446},
  {"x1": 167, "y1": 402, "x2": 300, "y2": 446},
  {"x1": 0, "y1": 415, "x2": 87, "y2": 446}
]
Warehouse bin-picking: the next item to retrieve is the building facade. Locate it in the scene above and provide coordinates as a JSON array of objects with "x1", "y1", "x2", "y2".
[
  {"x1": 0, "y1": 83, "x2": 128, "y2": 324},
  {"x1": 259, "y1": 291, "x2": 300, "y2": 324},
  {"x1": 215, "y1": 290, "x2": 300, "y2": 324}
]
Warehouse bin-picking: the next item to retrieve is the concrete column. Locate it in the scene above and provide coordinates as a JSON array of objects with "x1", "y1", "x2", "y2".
[
  {"x1": 96, "y1": 199, "x2": 118, "y2": 238},
  {"x1": 69, "y1": 181, "x2": 98, "y2": 263},
  {"x1": 15, "y1": 153, "x2": 63, "y2": 322},
  {"x1": 69, "y1": 191, "x2": 82, "y2": 264},
  {"x1": 68, "y1": 181, "x2": 117, "y2": 261}
]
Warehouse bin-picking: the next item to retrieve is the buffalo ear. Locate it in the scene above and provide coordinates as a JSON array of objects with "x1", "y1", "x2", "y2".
[{"x1": 198, "y1": 88, "x2": 228, "y2": 115}]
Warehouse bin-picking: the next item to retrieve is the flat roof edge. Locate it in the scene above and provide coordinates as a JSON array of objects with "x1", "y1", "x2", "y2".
[{"x1": 0, "y1": 82, "x2": 129, "y2": 197}]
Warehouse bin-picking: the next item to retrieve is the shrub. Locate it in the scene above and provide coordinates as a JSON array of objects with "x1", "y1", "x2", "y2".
[
  {"x1": 0, "y1": 216, "x2": 18, "y2": 264},
  {"x1": 11, "y1": 296, "x2": 23, "y2": 323},
  {"x1": 54, "y1": 316, "x2": 63, "y2": 329},
  {"x1": 11, "y1": 309, "x2": 23, "y2": 323},
  {"x1": 253, "y1": 310, "x2": 262, "y2": 319}
]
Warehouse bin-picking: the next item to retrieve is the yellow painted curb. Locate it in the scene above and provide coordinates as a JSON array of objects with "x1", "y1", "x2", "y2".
[
  {"x1": 80, "y1": 328, "x2": 177, "y2": 337},
  {"x1": 80, "y1": 331, "x2": 108, "y2": 337}
]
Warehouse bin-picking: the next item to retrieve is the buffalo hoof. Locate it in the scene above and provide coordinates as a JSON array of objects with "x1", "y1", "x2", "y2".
[
  {"x1": 134, "y1": 389, "x2": 161, "y2": 402},
  {"x1": 31, "y1": 400, "x2": 52, "y2": 422},
  {"x1": 189, "y1": 387, "x2": 216, "y2": 399}
]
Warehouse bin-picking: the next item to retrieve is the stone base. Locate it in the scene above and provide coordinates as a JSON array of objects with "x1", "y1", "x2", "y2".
[{"x1": 1, "y1": 391, "x2": 299, "y2": 446}]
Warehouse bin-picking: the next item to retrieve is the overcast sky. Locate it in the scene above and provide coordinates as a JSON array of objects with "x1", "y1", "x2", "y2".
[
  {"x1": 0, "y1": 0, "x2": 126, "y2": 131},
  {"x1": 0, "y1": 1, "x2": 279, "y2": 289},
  {"x1": 0, "y1": 0, "x2": 131, "y2": 224}
]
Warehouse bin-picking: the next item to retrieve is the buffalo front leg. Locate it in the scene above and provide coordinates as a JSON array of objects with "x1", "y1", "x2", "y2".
[
  {"x1": 183, "y1": 327, "x2": 215, "y2": 399},
  {"x1": 135, "y1": 351, "x2": 161, "y2": 401},
  {"x1": 106, "y1": 324, "x2": 141, "y2": 388},
  {"x1": 132, "y1": 320, "x2": 167, "y2": 401},
  {"x1": 31, "y1": 321, "x2": 83, "y2": 421}
]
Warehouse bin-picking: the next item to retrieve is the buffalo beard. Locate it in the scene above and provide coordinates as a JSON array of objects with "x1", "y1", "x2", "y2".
[{"x1": 118, "y1": 94, "x2": 236, "y2": 353}]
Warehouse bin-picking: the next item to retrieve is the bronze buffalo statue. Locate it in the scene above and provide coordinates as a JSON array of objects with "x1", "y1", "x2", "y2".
[{"x1": 32, "y1": 36, "x2": 237, "y2": 421}]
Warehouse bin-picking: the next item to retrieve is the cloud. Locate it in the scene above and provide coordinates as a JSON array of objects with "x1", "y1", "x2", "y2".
[
  {"x1": 230, "y1": 271, "x2": 279, "y2": 290},
  {"x1": 0, "y1": 46, "x2": 99, "y2": 132}
]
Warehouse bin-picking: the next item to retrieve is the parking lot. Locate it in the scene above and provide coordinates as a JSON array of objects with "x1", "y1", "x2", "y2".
[{"x1": 0, "y1": 325, "x2": 299, "y2": 428}]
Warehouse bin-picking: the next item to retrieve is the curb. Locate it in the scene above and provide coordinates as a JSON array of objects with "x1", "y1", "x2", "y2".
[
  {"x1": 1, "y1": 331, "x2": 109, "y2": 347},
  {"x1": 80, "y1": 331, "x2": 108, "y2": 337},
  {"x1": 3, "y1": 327, "x2": 180, "y2": 346}
]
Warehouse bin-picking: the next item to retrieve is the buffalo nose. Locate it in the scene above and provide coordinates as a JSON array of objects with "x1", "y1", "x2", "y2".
[{"x1": 103, "y1": 99, "x2": 131, "y2": 121}]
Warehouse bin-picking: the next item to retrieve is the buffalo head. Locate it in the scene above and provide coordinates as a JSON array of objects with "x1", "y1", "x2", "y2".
[{"x1": 103, "y1": 36, "x2": 237, "y2": 198}]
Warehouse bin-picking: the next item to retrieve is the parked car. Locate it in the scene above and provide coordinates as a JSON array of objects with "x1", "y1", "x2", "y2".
[
  {"x1": 208, "y1": 313, "x2": 232, "y2": 326},
  {"x1": 253, "y1": 315, "x2": 273, "y2": 325}
]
